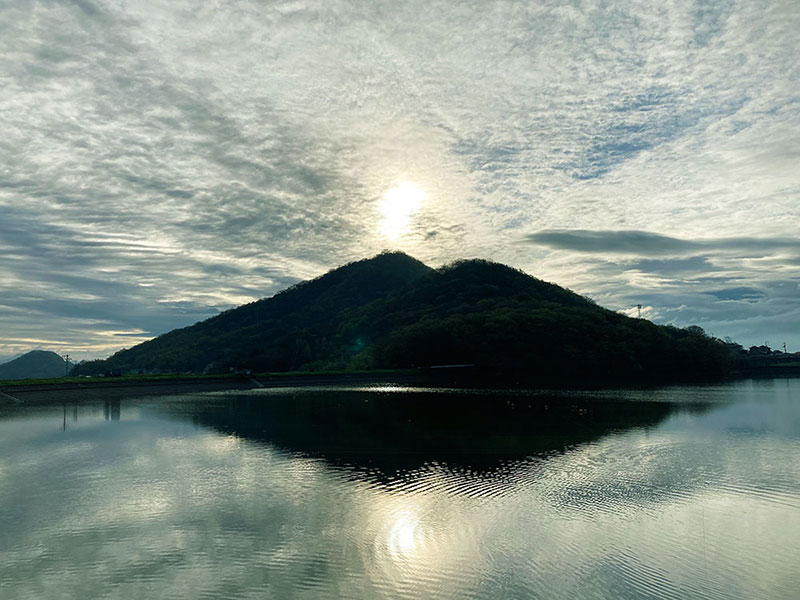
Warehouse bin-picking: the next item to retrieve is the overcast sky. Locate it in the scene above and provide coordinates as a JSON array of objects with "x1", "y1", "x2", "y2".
[{"x1": 1, "y1": 0, "x2": 798, "y2": 361}]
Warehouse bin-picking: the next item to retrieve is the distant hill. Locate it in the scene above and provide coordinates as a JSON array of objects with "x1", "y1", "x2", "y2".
[
  {"x1": 0, "y1": 350, "x2": 66, "y2": 380},
  {"x1": 73, "y1": 251, "x2": 731, "y2": 383}
]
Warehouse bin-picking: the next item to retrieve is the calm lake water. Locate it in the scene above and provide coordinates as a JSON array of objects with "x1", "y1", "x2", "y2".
[{"x1": 1, "y1": 379, "x2": 799, "y2": 599}]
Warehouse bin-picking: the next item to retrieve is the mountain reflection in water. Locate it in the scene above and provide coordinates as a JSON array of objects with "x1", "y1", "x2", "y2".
[
  {"x1": 0, "y1": 380, "x2": 798, "y2": 600},
  {"x1": 164, "y1": 387, "x2": 677, "y2": 477}
]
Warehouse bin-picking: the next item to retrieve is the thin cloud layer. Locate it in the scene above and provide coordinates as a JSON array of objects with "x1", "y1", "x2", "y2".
[
  {"x1": 1, "y1": 0, "x2": 799, "y2": 359},
  {"x1": 526, "y1": 230, "x2": 800, "y2": 256},
  {"x1": 526, "y1": 229, "x2": 800, "y2": 347}
]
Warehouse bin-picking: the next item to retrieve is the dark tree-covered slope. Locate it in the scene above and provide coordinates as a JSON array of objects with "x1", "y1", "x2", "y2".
[
  {"x1": 0, "y1": 350, "x2": 66, "y2": 380},
  {"x1": 76, "y1": 252, "x2": 433, "y2": 374},
  {"x1": 73, "y1": 252, "x2": 731, "y2": 382}
]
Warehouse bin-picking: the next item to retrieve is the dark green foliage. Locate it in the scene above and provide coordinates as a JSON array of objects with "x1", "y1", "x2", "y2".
[
  {"x1": 72, "y1": 252, "x2": 732, "y2": 383},
  {"x1": 74, "y1": 252, "x2": 432, "y2": 375},
  {"x1": 69, "y1": 359, "x2": 108, "y2": 377}
]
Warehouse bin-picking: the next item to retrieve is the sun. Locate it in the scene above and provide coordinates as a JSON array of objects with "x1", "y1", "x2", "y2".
[{"x1": 379, "y1": 181, "x2": 424, "y2": 239}]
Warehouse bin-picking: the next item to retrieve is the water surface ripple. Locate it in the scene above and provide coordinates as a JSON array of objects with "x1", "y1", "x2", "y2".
[{"x1": 1, "y1": 379, "x2": 798, "y2": 599}]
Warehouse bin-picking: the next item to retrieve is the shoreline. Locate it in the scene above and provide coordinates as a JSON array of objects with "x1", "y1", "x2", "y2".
[
  {"x1": 0, "y1": 377, "x2": 258, "y2": 406},
  {"x1": 3, "y1": 368, "x2": 799, "y2": 408},
  {"x1": 0, "y1": 372, "x2": 428, "y2": 407}
]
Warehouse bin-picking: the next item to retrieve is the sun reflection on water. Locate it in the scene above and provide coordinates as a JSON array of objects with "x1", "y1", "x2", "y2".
[{"x1": 387, "y1": 509, "x2": 422, "y2": 558}]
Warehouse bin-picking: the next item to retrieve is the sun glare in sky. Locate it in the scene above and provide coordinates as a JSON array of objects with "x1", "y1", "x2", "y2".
[{"x1": 379, "y1": 182, "x2": 424, "y2": 239}]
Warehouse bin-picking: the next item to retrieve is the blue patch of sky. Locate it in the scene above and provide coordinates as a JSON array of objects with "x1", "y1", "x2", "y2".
[
  {"x1": 705, "y1": 287, "x2": 765, "y2": 302},
  {"x1": 570, "y1": 90, "x2": 750, "y2": 180},
  {"x1": 728, "y1": 120, "x2": 752, "y2": 135},
  {"x1": 691, "y1": 0, "x2": 735, "y2": 47}
]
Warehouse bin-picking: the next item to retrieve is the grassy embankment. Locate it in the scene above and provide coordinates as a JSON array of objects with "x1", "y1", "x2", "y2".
[{"x1": 0, "y1": 368, "x2": 418, "y2": 388}]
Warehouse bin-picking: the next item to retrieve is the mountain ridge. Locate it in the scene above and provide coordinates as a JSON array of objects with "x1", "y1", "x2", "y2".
[
  {"x1": 0, "y1": 350, "x2": 66, "y2": 380},
  {"x1": 72, "y1": 252, "x2": 731, "y2": 382}
]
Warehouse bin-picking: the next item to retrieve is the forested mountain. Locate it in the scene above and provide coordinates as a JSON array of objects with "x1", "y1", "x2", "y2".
[
  {"x1": 72, "y1": 252, "x2": 731, "y2": 382},
  {"x1": 76, "y1": 252, "x2": 433, "y2": 375},
  {"x1": 0, "y1": 350, "x2": 66, "y2": 380}
]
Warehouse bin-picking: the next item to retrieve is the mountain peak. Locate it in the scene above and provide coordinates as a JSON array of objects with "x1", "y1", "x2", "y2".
[
  {"x1": 0, "y1": 350, "x2": 66, "y2": 380},
  {"x1": 72, "y1": 253, "x2": 731, "y2": 382},
  {"x1": 327, "y1": 250, "x2": 431, "y2": 278},
  {"x1": 269, "y1": 251, "x2": 433, "y2": 306}
]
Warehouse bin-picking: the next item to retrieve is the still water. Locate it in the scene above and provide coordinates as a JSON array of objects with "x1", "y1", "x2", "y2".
[{"x1": 1, "y1": 379, "x2": 799, "y2": 599}]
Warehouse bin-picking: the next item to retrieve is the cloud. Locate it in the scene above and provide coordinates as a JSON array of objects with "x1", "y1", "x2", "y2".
[
  {"x1": 1, "y1": 0, "x2": 799, "y2": 357},
  {"x1": 628, "y1": 256, "x2": 715, "y2": 276},
  {"x1": 522, "y1": 228, "x2": 800, "y2": 349},
  {"x1": 527, "y1": 230, "x2": 694, "y2": 255},
  {"x1": 525, "y1": 230, "x2": 800, "y2": 257}
]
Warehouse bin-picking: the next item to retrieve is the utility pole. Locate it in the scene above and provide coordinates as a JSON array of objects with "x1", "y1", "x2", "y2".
[{"x1": 64, "y1": 354, "x2": 70, "y2": 377}]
